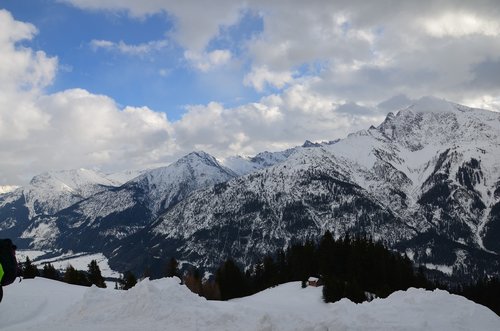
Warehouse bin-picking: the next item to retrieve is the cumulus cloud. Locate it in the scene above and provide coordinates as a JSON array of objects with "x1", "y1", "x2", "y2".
[
  {"x1": 0, "y1": 10, "x2": 175, "y2": 184},
  {"x1": 243, "y1": 66, "x2": 295, "y2": 92},
  {"x1": 61, "y1": 0, "x2": 244, "y2": 51},
  {"x1": 420, "y1": 12, "x2": 500, "y2": 38},
  {"x1": 60, "y1": 1, "x2": 500, "y2": 110},
  {"x1": 0, "y1": 6, "x2": 383, "y2": 185},
  {"x1": 0, "y1": 9, "x2": 55, "y2": 144},
  {"x1": 0, "y1": 10, "x2": 57, "y2": 93},
  {"x1": 173, "y1": 82, "x2": 385, "y2": 158},
  {"x1": 3, "y1": 1, "x2": 500, "y2": 184},
  {"x1": 184, "y1": 49, "x2": 232, "y2": 72}
]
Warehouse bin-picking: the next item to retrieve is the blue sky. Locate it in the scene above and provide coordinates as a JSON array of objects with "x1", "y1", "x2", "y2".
[
  {"x1": 2, "y1": 0, "x2": 264, "y2": 120},
  {"x1": 1, "y1": 0, "x2": 500, "y2": 185}
]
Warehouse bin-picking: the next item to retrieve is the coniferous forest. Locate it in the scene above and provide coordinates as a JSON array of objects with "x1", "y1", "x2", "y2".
[{"x1": 22, "y1": 232, "x2": 500, "y2": 316}]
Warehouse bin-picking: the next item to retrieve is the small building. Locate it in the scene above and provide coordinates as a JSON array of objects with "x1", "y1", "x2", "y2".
[{"x1": 307, "y1": 276, "x2": 322, "y2": 287}]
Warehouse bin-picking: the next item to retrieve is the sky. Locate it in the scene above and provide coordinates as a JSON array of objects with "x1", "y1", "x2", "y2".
[{"x1": 1, "y1": 0, "x2": 500, "y2": 185}]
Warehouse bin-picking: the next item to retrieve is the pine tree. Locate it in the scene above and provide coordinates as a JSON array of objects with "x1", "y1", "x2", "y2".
[
  {"x1": 76, "y1": 270, "x2": 91, "y2": 287},
  {"x1": 62, "y1": 264, "x2": 90, "y2": 286},
  {"x1": 22, "y1": 256, "x2": 39, "y2": 279},
  {"x1": 87, "y1": 260, "x2": 106, "y2": 288},
  {"x1": 120, "y1": 271, "x2": 137, "y2": 290},
  {"x1": 318, "y1": 230, "x2": 335, "y2": 276},
  {"x1": 184, "y1": 268, "x2": 203, "y2": 296},
  {"x1": 142, "y1": 266, "x2": 152, "y2": 280},
  {"x1": 165, "y1": 257, "x2": 179, "y2": 278},
  {"x1": 322, "y1": 276, "x2": 345, "y2": 303},
  {"x1": 41, "y1": 263, "x2": 60, "y2": 281},
  {"x1": 202, "y1": 279, "x2": 221, "y2": 300},
  {"x1": 63, "y1": 265, "x2": 80, "y2": 285},
  {"x1": 216, "y1": 259, "x2": 247, "y2": 300}
]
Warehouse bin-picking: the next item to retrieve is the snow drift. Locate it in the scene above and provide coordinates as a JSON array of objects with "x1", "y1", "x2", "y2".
[{"x1": 1, "y1": 278, "x2": 498, "y2": 331}]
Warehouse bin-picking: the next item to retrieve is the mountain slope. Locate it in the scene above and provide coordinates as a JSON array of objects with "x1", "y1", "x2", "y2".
[
  {"x1": 26, "y1": 151, "x2": 237, "y2": 251},
  {"x1": 110, "y1": 97, "x2": 500, "y2": 279},
  {"x1": 0, "y1": 169, "x2": 120, "y2": 242}
]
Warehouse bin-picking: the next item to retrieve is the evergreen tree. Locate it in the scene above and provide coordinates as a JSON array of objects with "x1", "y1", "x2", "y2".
[
  {"x1": 76, "y1": 270, "x2": 91, "y2": 286},
  {"x1": 87, "y1": 260, "x2": 106, "y2": 288},
  {"x1": 120, "y1": 271, "x2": 137, "y2": 290},
  {"x1": 318, "y1": 230, "x2": 335, "y2": 276},
  {"x1": 63, "y1": 265, "x2": 80, "y2": 285},
  {"x1": 184, "y1": 268, "x2": 203, "y2": 296},
  {"x1": 262, "y1": 255, "x2": 278, "y2": 289},
  {"x1": 202, "y1": 279, "x2": 221, "y2": 300},
  {"x1": 22, "y1": 256, "x2": 39, "y2": 279},
  {"x1": 142, "y1": 266, "x2": 152, "y2": 280},
  {"x1": 275, "y1": 249, "x2": 288, "y2": 284},
  {"x1": 41, "y1": 263, "x2": 60, "y2": 281},
  {"x1": 458, "y1": 277, "x2": 500, "y2": 316},
  {"x1": 62, "y1": 264, "x2": 91, "y2": 286},
  {"x1": 216, "y1": 259, "x2": 247, "y2": 300},
  {"x1": 322, "y1": 276, "x2": 345, "y2": 303},
  {"x1": 165, "y1": 257, "x2": 179, "y2": 278}
]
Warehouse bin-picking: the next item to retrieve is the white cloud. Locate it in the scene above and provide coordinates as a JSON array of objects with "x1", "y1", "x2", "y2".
[
  {"x1": 1, "y1": 86, "x2": 176, "y2": 184},
  {"x1": 0, "y1": 9, "x2": 56, "y2": 145},
  {"x1": 173, "y1": 81, "x2": 385, "y2": 158},
  {"x1": 184, "y1": 49, "x2": 232, "y2": 72},
  {"x1": 0, "y1": 9, "x2": 37, "y2": 43},
  {"x1": 90, "y1": 39, "x2": 168, "y2": 56},
  {"x1": 243, "y1": 66, "x2": 295, "y2": 92},
  {"x1": 420, "y1": 12, "x2": 500, "y2": 38},
  {"x1": 62, "y1": 0, "x2": 243, "y2": 51},
  {"x1": 3, "y1": 2, "x2": 500, "y2": 184},
  {"x1": 61, "y1": 1, "x2": 500, "y2": 108},
  {"x1": 461, "y1": 95, "x2": 500, "y2": 112},
  {"x1": 0, "y1": 11, "x2": 176, "y2": 184},
  {"x1": 0, "y1": 10, "x2": 57, "y2": 93}
]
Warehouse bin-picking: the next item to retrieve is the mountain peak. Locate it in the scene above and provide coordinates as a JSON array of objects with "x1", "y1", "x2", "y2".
[
  {"x1": 29, "y1": 168, "x2": 118, "y2": 189},
  {"x1": 302, "y1": 140, "x2": 322, "y2": 148},
  {"x1": 176, "y1": 151, "x2": 222, "y2": 169},
  {"x1": 406, "y1": 96, "x2": 458, "y2": 114},
  {"x1": 0, "y1": 185, "x2": 19, "y2": 195}
]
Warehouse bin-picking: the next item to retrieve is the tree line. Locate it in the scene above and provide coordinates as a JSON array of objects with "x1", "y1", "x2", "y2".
[
  {"x1": 19, "y1": 232, "x2": 499, "y2": 316},
  {"x1": 177, "y1": 231, "x2": 499, "y2": 315},
  {"x1": 20, "y1": 257, "x2": 137, "y2": 290}
]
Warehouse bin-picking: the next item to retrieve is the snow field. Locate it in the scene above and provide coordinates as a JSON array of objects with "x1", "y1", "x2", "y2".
[
  {"x1": 16, "y1": 250, "x2": 121, "y2": 279},
  {"x1": 1, "y1": 278, "x2": 499, "y2": 331}
]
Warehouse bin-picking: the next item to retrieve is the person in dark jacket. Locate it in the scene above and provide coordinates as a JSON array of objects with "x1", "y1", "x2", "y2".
[
  {"x1": 0, "y1": 260, "x2": 5, "y2": 302},
  {"x1": 0, "y1": 239, "x2": 19, "y2": 303}
]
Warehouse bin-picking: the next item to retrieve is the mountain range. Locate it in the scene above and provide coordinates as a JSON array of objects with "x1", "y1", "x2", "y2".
[{"x1": 1, "y1": 96, "x2": 499, "y2": 282}]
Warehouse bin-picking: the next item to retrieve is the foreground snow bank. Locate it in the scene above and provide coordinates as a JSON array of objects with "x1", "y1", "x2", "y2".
[{"x1": 1, "y1": 278, "x2": 498, "y2": 331}]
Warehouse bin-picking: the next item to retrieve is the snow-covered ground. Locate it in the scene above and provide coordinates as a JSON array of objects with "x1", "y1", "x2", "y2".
[{"x1": 1, "y1": 278, "x2": 498, "y2": 331}]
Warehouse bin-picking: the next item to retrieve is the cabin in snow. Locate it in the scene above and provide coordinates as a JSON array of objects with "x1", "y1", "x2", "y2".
[{"x1": 307, "y1": 277, "x2": 322, "y2": 287}]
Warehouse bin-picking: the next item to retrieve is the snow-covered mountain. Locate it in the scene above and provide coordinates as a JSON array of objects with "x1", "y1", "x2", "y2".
[
  {"x1": 19, "y1": 151, "x2": 237, "y2": 251},
  {"x1": 1, "y1": 97, "x2": 499, "y2": 282},
  {"x1": 24, "y1": 169, "x2": 122, "y2": 217},
  {"x1": 109, "y1": 97, "x2": 500, "y2": 280},
  {"x1": 0, "y1": 169, "x2": 120, "y2": 241},
  {"x1": 222, "y1": 147, "x2": 298, "y2": 176},
  {"x1": 104, "y1": 168, "x2": 147, "y2": 185},
  {"x1": 0, "y1": 185, "x2": 19, "y2": 195}
]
